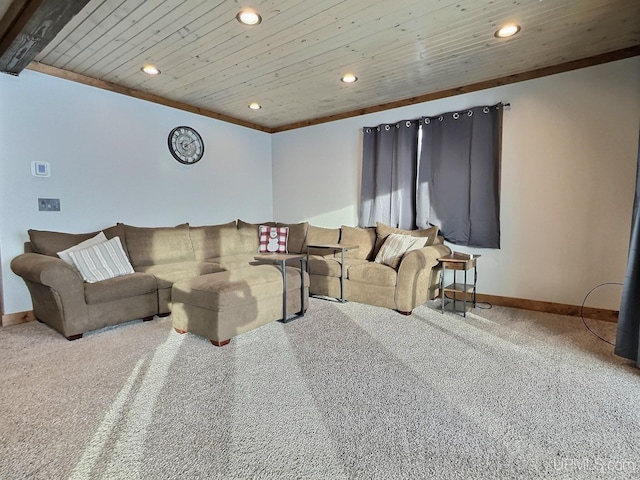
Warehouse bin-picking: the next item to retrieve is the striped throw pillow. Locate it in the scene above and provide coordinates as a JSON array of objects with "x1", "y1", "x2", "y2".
[
  {"x1": 69, "y1": 236, "x2": 134, "y2": 283},
  {"x1": 374, "y1": 233, "x2": 427, "y2": 269},
  {"x1": 57, "y1": 231, "x2": 108, "y2": 265}
]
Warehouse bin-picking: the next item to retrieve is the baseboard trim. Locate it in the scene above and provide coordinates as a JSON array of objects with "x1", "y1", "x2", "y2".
[
  {"x1": 0, "y1": 296, "x2": 619, "y2": 328},
  {"x1": 1, "y1": 310, "x2": 36, "y2": 327},
  {"x1": 474, "y1": 294, "x2": 618, "y2": 323}
]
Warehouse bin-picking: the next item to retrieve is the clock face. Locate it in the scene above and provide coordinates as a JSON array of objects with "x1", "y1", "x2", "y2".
[{"x1": 168, "y1": 126, "x2": 204, "y2": 164}]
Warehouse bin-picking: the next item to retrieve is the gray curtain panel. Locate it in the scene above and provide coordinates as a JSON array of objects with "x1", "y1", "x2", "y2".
[
  {"x1": 417, "y1": 105, "x2": 502, "y2": 248},
  {"x1": 615, "y1": 133, "x2": 640, "y2": 367},
  {"x1": 360, "y1": 121, "x2": 419, "y2": 229}
]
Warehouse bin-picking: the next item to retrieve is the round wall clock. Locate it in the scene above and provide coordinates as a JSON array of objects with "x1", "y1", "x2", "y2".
[{"x1": 168, "y1": 126, "x2": 204, "y2": 164}]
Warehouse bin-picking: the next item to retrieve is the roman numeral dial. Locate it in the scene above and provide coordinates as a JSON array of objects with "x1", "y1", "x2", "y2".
[{"x1": 168, "y1": 126, "x2": 204, "y2": 164}]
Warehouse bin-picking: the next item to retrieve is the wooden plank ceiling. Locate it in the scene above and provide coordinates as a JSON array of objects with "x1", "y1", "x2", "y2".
[{"x1": 2, "y1": 0, "x2": 640, "y2": 132}]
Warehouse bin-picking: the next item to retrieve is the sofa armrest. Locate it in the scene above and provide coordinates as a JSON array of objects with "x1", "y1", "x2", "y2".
[
  {"x1": 11, "y1": 253, "x2": 83, "y2": 288},
  {"x1": 395, "y1": 244, "x2": 452, "y2": 312},
  {"x1": 11, "y1": 253, "x2": 89, "y2": 336},
  {"x1": 398, "y1": 244, "x2": 452, "y2": 274}
]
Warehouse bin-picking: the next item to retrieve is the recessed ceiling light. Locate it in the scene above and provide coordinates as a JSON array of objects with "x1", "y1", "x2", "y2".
[
  {"x1": 141, "y1": 65, "x2": 160, "y2": 75},
  {"x1": 237, "y1": 8, "x2": 262, "y2": 25},
  {"x1": 495, "y1": 24, "x2": 521, "y2": 38},
  {"x1": 248, "y1": 102, "x2": 262, "y2": 110},
  {"x1": 341, "y1": 73, "x2": 358, "y2": 83}
]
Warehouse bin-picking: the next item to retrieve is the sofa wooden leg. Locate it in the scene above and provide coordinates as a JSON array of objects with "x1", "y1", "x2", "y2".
[
  {"x1": 157, "y1": 312, "x2": 171, "y2": 318},
  {"x1": 398, "y1": 310, "x2": 412, "y2": 316},
  {"x1": 66, "y1": 334, "x2": 82, "y2": 341},
  {"x1": 142, "y1": 316, "x2": 154, "y2": 322},
  {"x1": 174, "y1": 328, "x2": 187, "y2": 334},
  {"x1": 211, "y1": 339, "x2": 230, "y2": 347}
]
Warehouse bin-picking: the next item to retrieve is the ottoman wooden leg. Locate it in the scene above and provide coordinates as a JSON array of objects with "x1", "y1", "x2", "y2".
[
  {"x1": 211, "y1": 339, "x2": 230, "y2": 347},
  {"x1": 174, "y1": 328, "x2": 187, "y2": 334}
]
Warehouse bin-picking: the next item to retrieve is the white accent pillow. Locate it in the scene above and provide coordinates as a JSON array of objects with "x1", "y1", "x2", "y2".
[
  {"x1": 69, "y1": 236, "x2": 134, "y2": 283},
  {"x1": 57, "y1": 231, "x2": 108, "y2": 265},
  {"x1": 374, "y1": 233, "x2": 427, "y2": 269}
]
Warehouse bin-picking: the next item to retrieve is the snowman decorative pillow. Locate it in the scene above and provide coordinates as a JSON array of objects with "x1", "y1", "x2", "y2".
[{"x1": 258, "y1": 225, "x2": 289, "y2": 253}]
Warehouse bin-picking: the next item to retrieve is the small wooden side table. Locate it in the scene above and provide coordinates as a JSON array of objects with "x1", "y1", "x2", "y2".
[
  {"x1": 254, "y1": 253, "x2": 306, "y2": 323},
  {"x1": 306, "y1": 244, "x2": 358, "y2": 302},
  {"x1": 437, "y1": 254, "x2": 480, "y2": 317}
]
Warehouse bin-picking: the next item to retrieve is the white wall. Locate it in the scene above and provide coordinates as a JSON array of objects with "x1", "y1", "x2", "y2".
[
  {"x1": 0, "y1": 70, "x2": 272, "y2": 314},
  {"x1": 2, "y1": 59, "x2": 638, "y2": 315},
  {"x1": 272, "y1": 57, "x2": 640, "y2": 310}
]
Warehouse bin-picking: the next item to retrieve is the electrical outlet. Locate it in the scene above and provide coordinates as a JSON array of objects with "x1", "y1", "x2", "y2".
[{"x1": 38, "y1": 198, "x2": 60, "y2": 211}]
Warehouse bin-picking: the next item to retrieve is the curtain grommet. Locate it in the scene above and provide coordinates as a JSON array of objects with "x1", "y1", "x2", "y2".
[
  {"x1": 453, "y1": 113, "x2": 460, "y2": 120},
  {"x1": 384, "y1": 125, "x2": 390, "y2": 131}
]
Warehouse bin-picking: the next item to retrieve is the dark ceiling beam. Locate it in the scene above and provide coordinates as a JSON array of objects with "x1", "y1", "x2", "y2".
[{"x1": 0, "y1": 0, "x2": 89, "y2": 75}]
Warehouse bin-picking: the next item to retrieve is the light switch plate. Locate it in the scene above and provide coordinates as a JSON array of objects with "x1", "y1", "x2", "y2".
[{"x1": 38, "y1": 198, "x2": 60, "y2": 211}]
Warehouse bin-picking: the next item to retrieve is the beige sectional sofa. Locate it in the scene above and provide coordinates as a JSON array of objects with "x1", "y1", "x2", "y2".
[
  {"x1": 305, "y1": 223, "x2": 451, "y2": 313},
  {"x1": 10, "y1": 220, "x2": 450, "y2": 340}
]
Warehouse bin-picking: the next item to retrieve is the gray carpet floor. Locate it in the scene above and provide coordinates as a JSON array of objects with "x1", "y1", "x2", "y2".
[{"x1": 0, "y1": 298, "x2": 638, "y2": 479}]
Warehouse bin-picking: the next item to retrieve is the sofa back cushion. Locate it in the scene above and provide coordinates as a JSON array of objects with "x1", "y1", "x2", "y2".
[
  {"x1": 28, "y1": 224, "x2": 128, "y2": 257},
  {"x1": 124, "y1": 223, "x2": 194, "y2": 267},
  {"x1": 303, "y1": 225, "x2": 341, "y2": 256},
  {"x1": 276, "y1": 222, "x2": 308, "y2": 254},
  {"x1": 373, "y1": 222, "x2": 440, "y2": 258},
  {"x1": 237, "y1": 219, "x2": 276, "y2": 253},
  {"x1": 339, "y1": 226, "x2": 376, "y2": 260},
  {"x1": 190, "y1": 221, "x2": 240, "y2": 259}
]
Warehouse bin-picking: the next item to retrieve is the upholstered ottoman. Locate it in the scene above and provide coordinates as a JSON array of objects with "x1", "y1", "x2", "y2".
[{"x1": 171, "y1": 265, "x2": 309, "y2": 346}]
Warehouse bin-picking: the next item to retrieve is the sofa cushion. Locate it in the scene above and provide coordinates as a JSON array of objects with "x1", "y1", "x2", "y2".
[
  {"x1": 172, "y1": 266, "x2": 307, "y2": 310},
  {"x1": 190, "y1": 221, "x2": 239, "y2": 259},
  {"x1": 307, "y1": 256, "x2": 368, "y2": 278},
  {"x1": 347, "y1": 262, "x2": 397, "y2": 287},
  {"x1": 207, "y1": 254, "x2": 259, "y2": 270},
  {"x1": 237, "y1": 220, "x2": 275, "y2": 254},
  {"x1": 259, "y1": 225, "x2": 289, "y2": 253},
  {"x1": 276, "y1": 222, "x2": 308, "y2": 253},
  {"x1": 124, "y1": 223, "x2": 194, "y2": 267},
  {"x1": 374, "y1": 222, "x2": 439, "y2": 258},
  {"x1": 84, "y1": 272, "x2": 157, "y2": 305},
  {"x1": 135, "y1": 261, "x2": 224, "y2": 289},
  {"x1": 303, "y1": 226, "x2": 341, "y2": 256},
  {"x1": 68, "y1": 237, "x2": 135, "y2": 283},
  {"x1": 374, "y1": 233, "x2": 427, "y2": 269},
  {"x1": 28, "y1": 224, "x2": 127, "y2": 257},
  {"x1": 339, "y1": 226, "x2": 376, "y2": 260}
]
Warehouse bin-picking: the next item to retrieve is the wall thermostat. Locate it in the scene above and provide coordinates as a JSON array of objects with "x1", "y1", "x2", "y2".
[{"x1": 31, "y1": 161, "x2": 50, "y2": 177}]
